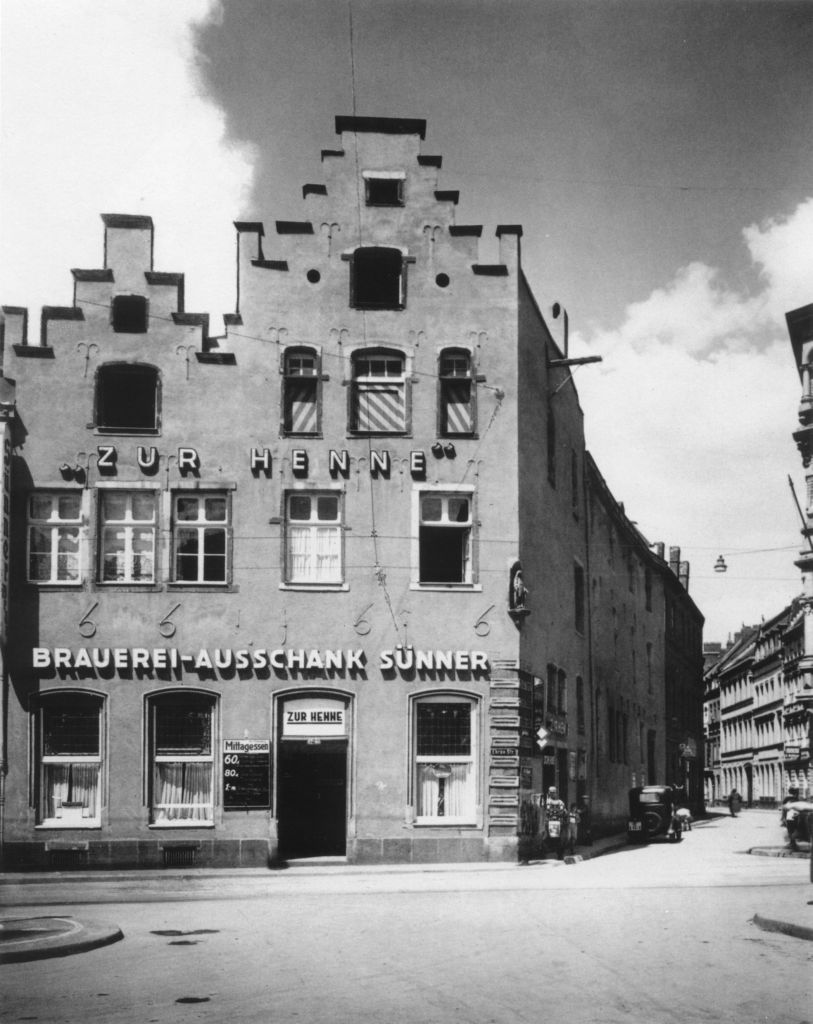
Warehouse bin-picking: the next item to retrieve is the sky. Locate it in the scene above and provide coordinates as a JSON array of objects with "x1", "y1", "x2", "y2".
[{"x1": 2, "y1": 0, "x2": 812, "y2": 642}]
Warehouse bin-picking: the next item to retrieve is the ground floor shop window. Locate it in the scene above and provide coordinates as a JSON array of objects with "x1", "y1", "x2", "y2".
[
  {"x1": 414, "y1": 695, "x2": 477, "y2": 823},
  {"x1": 37, "y1": 692, "x2": 103, "y2": 826},
  {"x1": 150, "y1": 693, "x2": 215, "y2": 824}
]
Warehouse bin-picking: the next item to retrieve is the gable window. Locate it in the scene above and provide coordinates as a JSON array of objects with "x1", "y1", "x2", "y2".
[
  {"x1": 351, "y1": 349, "x2": 407, "y2": 433},
  {"x1": 37, "y1": 693, "x2": 103, "y2": 827},
  {"x1": 418, "y1": 491, "x2": 473, "y2": 585},
  {"x1": 100, "y1": 490, "x2": 156, "y2": 583},
  {"x1": 283, "y1": 348, "x2": 319, "y2": 435},
  {"x1": 285, "y1": 491, "x2": 342, "y2": 585},
  {"x1": 414, "y1": 696, "x2": 477, "y2": 823},
  {"x1": 350, "y1": 246, "x2": 405, "y2": 310},
  {"x1": 364, "y1": 175, "x2": 404, "y2": 207},
  {"x1": 28, "y1": 492, "x2": 83, "y2": 584},
  {"x1": 111, "y1": 294, "x2": 148, "y2": 333},
  {"x1": 439, "y1": 350, "x2": 474, "y2": 436},
  {"x1": 150, "y1": 693, "x2": 215, "y2": 824},
  {"x1": 173, "y1": 493, "x2": 229, "y2": 584},
  {"x1": 96, "y1": 363, "x2": 159, "y2": 433}
]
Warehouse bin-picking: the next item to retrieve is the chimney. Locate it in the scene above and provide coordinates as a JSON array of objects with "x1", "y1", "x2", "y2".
[
  {"x1": 652, "y1": 542, "x2": 665, "y2": 560},
  {"x1": 669, "y1": 546, "x2": 681, "y2": 575},
  {"x1": 679, "y1": 561, "x2": 690, "y2": 591}
]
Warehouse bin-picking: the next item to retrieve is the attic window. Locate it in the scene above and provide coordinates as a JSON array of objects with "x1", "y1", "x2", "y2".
[
  {"x1": 351, "y1": 247, "x2": 405, "y2": 310},
  {"x1": 365, "y1": 177, "x2": 404, "y2": 207},
  {"x1": 111, "y1": 294, "x2": 148, "y2": 333},
  {"x1": 97, "y1": 363, "x2": 159, "y2": 433}
]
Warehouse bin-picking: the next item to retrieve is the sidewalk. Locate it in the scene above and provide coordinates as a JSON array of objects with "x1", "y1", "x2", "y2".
[
  {"x1": 2, "y1": 813, "x2": 811, "y2": 960},
  {"x1": 0, "y1": 832, "x2": 627, "y2": 962}
]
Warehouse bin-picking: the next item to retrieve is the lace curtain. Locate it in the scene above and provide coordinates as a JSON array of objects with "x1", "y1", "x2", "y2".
[
  {"x1": 44, "y1": 763, "x2": 99, "y2": 819},
  {"x1": 417, "y1": 764, "x2": 471, "y2": 818},
  {"x1": 154, "y1": 762, "x2": 212, "y2": 821}
]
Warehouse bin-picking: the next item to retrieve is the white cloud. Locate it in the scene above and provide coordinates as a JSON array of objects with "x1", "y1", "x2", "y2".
[
  {"x1": 0, "y1": 0, "x2": 253, "y2": 329},
  {"x1": 573, "y1": 198, "x2": 813, "y2": 640}
]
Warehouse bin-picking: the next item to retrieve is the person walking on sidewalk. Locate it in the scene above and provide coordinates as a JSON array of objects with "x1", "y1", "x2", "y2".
[{"x1": 727, "y1": 788, "x2": 742, "y2": 817}]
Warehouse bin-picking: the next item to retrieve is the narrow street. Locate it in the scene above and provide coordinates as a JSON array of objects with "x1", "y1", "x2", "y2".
[{"x1": 2, "y1": 811, "x2": 810, "y2": 1024}]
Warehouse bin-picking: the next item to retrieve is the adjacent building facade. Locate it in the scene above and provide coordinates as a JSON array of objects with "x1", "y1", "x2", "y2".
[{"x1": 0, "y1": 117, "x2": 703, "y2": 869}]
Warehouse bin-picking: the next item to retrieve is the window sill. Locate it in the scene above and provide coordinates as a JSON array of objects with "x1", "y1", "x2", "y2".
[
  {"x1": 27, "y1": 580, "x2": 84, "y2": 588},
  {"x1": 94, "y1": 428, "x2": 160, "y2": 437},
  {"x1": 148, "y1": 822, "x2": 215, "y2": 829},
  {"x1": 167, "y1": 583, "x2": 238, "y2": 593},
  {"x1": 413, "y1": 820, "x2": 479, "y2": 828},
  {"x1": 280, "y1": 582, "x2": 349, "y2": 592},
  {"x1": 410, "y1": 583, "x2": 482, "y2": 593},
  {"x1": 36, "y1": 822, "x2": 101, "y2": 830},
  {"x1": 97, "y1": 582, "x2": 162, "y2": 591}
]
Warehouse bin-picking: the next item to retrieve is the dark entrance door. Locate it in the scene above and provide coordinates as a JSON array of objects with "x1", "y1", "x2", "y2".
[{"x1": 277, "y1": 741, "x2": 347, "y2": 858}]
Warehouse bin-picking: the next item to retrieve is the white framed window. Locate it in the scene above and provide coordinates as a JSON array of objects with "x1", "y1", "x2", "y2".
[
  {"x1": 100, "y1": 490, "x2": 156, "y2": 583},
  {"x1": 27, "y1": 492, "x2": 83, "y2": 584},
  {"x1": 173, "y1": 493, "x2": 229, "y2": 584},
  {"x1": 439, "y1": 349, "x2": 474, "y2": 436},
  {"x1": 285, "y1": 491, "x2": 343, "y2": 584},
  {"x1": 351, "y1": 349, "x2": 407, "y2": 433},
  {"x1": 37, "y1": 693, "x2": 103, "y2": 827},
  {"x1": 150, "y1": 693, "x2": 215, "y2": 825},
  {"x1": 417, "y1": 490, "x2": 473, "y2": 585},
  {"x1": 413, "y1": 695, "x2": 477, "y2": 823}
]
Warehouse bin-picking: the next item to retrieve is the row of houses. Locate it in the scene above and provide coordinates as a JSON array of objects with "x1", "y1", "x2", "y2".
[
  {"x1": 0, "y1": 117, "x2": 704, "y2": 870},
  {"x1": 703, "y1": 301, "x2": 813, "y2": 809},
  {"x1": 703, "y1": 602, "x2": 810, "y2": 806}
]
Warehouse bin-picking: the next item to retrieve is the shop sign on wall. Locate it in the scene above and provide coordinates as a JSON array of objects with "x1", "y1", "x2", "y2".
[
  {"x1": 282, "y1": 698, "x2": 347, "y2": 738},
  {"x1": 223, "y1": 739, "x2": 271, "y2": 809}
]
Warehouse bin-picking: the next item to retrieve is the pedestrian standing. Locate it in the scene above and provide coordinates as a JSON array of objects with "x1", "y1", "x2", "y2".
[{"x1": 727, "y1": 788, "x2": 741, "y2": 817}]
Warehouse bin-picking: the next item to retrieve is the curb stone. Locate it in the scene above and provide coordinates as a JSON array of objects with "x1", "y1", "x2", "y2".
[{"x1": 752, "y1": 914, "x2": 813, "y2": 943}]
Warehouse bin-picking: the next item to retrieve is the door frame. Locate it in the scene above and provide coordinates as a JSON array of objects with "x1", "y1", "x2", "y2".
[{"x1": 273, "y1": 688, "x2": 355, "y2": 849}]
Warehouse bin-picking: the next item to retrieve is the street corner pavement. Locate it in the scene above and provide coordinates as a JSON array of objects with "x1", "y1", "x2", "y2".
[{"x1": 0, "y1": 915, "x2": 124, "y2": 964}]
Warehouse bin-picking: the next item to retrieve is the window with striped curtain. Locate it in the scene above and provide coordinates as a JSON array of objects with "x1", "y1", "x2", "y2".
[
  {"x1": 283, "y1": 349, "x2": 319, "y2": 434},
  {"x1": 351, "y1": 350, "x2": 406, "y2": 433},
  {"x1": 439, "y1": 350, "x2": 474, "y2": 435}
]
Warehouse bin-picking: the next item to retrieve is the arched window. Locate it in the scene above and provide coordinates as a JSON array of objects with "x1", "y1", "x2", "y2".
[
  {"x1": 36, "y1": 692, "x2": 104, "y2": 826},
  {"x1": 412, "y1": 694, "x2": 478, "y2": 824},
  {"x1": 350, "y1": 348, "x2": 407, "y2": 433},
  {"x1": 350, "y1": 247, "x2": 405, "y2": 310},
  {"x1": 282, "y1": 348, "x2": 320, "y2": 435},
  {"x1": 148, "y1": 692, "x2": 216, "y2": 824},
  {"x1": 96, "y1": 363, "x2": 159, "y2": 433},
  {"x1": 439, "y1": 349, "x2": 474, "y2": 436}
]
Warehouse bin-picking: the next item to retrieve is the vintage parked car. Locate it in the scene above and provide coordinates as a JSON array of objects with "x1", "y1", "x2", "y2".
[{"x1": 627, "y1": 785, "x2": 682, "y2": 844}]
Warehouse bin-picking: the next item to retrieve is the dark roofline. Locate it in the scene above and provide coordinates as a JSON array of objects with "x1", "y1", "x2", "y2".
[
  {"x1": 335, "y1": 116, "x2": 426, "y2": 140},
  {"x1": 101, "y1": 213, "x2": 154, "y2": 230}
]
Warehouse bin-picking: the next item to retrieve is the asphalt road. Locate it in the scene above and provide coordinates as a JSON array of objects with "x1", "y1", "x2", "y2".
[{"x1": 1, "y1": 812, "x2": 810, "y2": 1024}]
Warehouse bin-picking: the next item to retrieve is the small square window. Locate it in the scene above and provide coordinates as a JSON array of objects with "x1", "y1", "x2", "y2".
[
  {"x1": 96, "y1": 363, "x2": 158, "y2": 433},
  {"x1": 365, "y1": 177, "x2": 404, "y2": 207},
  {"x1": 112, "y1": 294, "x2": 148, "y2": 333}
]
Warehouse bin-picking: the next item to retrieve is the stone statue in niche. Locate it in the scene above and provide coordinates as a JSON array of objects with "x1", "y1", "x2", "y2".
[{"x1": 509, "y1": 561, "x2": 528, "y2": 611}]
